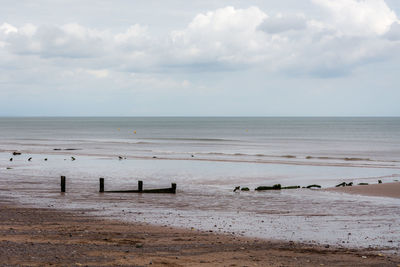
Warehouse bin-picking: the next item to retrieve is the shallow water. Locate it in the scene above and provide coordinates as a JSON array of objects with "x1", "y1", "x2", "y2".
[{"x1": 0, "y1": 117, "x2": 399, "y2": 251}]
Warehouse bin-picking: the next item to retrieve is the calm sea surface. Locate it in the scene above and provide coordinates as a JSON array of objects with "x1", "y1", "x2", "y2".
[{"x1": 1, "y1": 117, "x2": 399, "y2": 251}]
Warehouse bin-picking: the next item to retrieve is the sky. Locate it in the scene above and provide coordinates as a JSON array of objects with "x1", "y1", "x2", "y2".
[{"x1": 1, "y1": 0, "x2": 400, "y2": 116}]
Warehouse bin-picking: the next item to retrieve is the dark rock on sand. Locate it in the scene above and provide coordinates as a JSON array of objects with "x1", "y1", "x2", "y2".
[
  {"x1": 241, "y1": 187, "x2": 250, "y2": 191},
  {"x1": 336, "y1": 182, "x2": 346, "y2": 187},
  {"x1": 255, "y1": 184, "x2": 281, "y2": 191},
  {"x1": 336, "y1": 182, "x2": 353, "y2": 187},
  {"x1": 306, "y1": 184, "x2": 321, "y2": 189},
  {"x1": 282, "y1": 186, "x2": 300, "y2": 189}
]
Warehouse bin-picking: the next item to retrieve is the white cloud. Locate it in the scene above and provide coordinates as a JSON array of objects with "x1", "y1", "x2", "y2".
[
  {"x1": 0, "y1": 22, "x2": 108, "y2": 58},
  {"x1": 168, "y1": 6, "x2": 269, "y2": 64},
  {"x1": 0, "y1": 1, "x2": 399, "y2": 79},
  {"x1": 84, "y1": 69, "x2": 110, "y2": 78},
  {"x1": 114, "y1": 24, "x2": 149, "y2": 45},
  {"x1": 0, "y1": 23, "x2": 18, "y2": 34},
  {"x1": 20, "y1": 23, "x2": 37, "y2": 37},
  {"x1": 258, "y1": 14, "x2": 307, "y2": 33},
  {"x1": 312, "y1": 0, "x2": 398, "y2": 36}
]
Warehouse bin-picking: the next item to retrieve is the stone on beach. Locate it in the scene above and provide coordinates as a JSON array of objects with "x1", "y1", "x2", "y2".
[
  {"x1": 281, "y1": 186, "x2": 301, "y2": 189},
  {"x1": 255, "y1": 184, "x2": 281, "y2": 191},
  {"x1": 336, "y1": 182, "x2": 353, "y2": 187},
  {"x1": 306, "y1": 184, "x2": 321, "y2": 189}
]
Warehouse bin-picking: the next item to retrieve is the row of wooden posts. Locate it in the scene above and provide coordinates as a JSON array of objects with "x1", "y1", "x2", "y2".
[{"x1": 60, "y1": 176, "x2": 177, "y2": 194}]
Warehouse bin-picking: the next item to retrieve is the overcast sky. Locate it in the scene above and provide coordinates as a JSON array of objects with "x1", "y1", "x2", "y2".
[{"x1": 1, "y1": 0, "x2": 400, "y2": 116}]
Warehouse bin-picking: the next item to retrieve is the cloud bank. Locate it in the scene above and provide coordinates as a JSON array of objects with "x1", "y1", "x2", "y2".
[{"x1": 1, "y1": 0, "x2": 399, "y2": 80}]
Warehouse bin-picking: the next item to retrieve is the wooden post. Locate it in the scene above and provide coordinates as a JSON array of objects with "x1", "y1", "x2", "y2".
[
  {"x1": 171, "y1": 183, "x2": 176, "y2": 194},
  {"x1": 61, "y1": 176, "x2": 66, "y2": 193},
  {"x1": 99, "y1": 178, "x2": 104, "y2": 192},
  {"x1": 138, "y1": 180, "x2": 143, "y2": 192}
]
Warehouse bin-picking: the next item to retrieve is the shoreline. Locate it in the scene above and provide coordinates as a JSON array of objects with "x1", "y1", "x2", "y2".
[
  {"x1": 3, "y1": 148, "x2": 399, "y2": 170},
  {"x1": 326, "y1": 182, "x2": 400, "y2": 199},
  {"x1": 0, "y1": 199, "x2": 399, "y2": 266}
]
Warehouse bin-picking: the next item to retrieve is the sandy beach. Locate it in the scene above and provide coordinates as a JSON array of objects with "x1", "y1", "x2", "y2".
[
  {"x1": 327, "y1": 182, "x2": 400, "y2": 199},
  {"x1": 1, "y1": 198, "x2": 399, "y2": 267}
]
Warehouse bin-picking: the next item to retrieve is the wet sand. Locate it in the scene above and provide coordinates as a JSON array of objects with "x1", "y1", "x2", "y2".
[
  {"x1": 327, "y1": 182, "x2": 400, "y2": 199},
  {"x1": 0, "y1": 199, "x2": 399, "y2": 266}
]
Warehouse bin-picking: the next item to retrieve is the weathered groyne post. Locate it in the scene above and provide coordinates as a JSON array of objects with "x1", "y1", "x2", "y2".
[
  {"x1": 99, "y1": 178, "x2": 104, "y2": 193},
  {"x1": 138, "y1": 180, "x2": 143, "y2": 192},
  {"x1": 61, "y1": 176, "x2": 66, "y2": 193},
  {"x1": 171, "y1": 183, "x2": 177, "y2": 194}
]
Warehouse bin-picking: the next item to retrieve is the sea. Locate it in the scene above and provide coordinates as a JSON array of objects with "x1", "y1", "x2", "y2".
[{"x1": 0, "y1": 117, "x2": 399, "y2": 251}]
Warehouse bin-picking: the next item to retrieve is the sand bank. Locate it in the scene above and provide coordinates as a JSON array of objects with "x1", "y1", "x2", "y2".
[
  {"x1": 327, "y1": 182, "x2": 400, "y2": 199},
  {"x1": 0, "y1": 199, "x2": 399, "y2": 266}
]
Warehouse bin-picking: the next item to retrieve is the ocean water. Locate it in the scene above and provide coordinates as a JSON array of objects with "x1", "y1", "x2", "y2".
[{"x1": 0, "y1": 117, "x2": 399, "y2": 251}]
